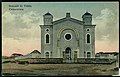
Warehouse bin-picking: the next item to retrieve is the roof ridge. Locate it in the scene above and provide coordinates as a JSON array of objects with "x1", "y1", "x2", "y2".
[{"x1": 53, "y1": 17, "x2": 83, "y2": 25}]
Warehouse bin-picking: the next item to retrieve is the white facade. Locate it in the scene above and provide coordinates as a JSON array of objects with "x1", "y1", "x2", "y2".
[{"x1": 40, "y1": 12, "x2": 96, "y2": 63}]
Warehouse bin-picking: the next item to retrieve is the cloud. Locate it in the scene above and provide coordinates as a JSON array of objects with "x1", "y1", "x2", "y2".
[
  {"x1": 101, "y1": 34, "x2": 110, "y2": 41},
  {"x1": 21, "y1": 11, "x2": 41, "y2": 25},
  {"x1": 2, "y1": 11, "x2": 41, "y2": 40},
  {"x1": 93, "y1": 8, "x2": 119, "y2": 41}
]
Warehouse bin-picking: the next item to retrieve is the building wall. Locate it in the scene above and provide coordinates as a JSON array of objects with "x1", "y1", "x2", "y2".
[
  {"x1": 40, "y1": 25, "x2": 53, "y2": 58},
  {"x1": 52, "y1": 20, "x2": 84, "y2": 58},
  {"x1": 84, "y1": 25, "x2": 95, "y2": 58},
  {"x1": 40, "y1": 13, "x2": 95, "y2": 59}
]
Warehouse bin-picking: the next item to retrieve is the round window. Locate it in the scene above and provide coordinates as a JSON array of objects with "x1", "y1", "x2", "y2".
[
  {"x1": 64, "y1": 33, "x2": 72, "y2": 41},
  {"x1": 86, "y1": 28, "x2": 90, "y2": 31}
]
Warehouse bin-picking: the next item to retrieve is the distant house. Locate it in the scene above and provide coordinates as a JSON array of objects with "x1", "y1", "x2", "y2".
[
  {"x1": 11, "y1": 53, "x2": 23, "y2": 58},
  {"x1": 15, "y1": 50, "x2": 41, "y2": 60},
  {"x1": 2, "y1": 56, "x2": 9, "y2": 59},
  {"x1": 2, "y1": 54, "x2": 23, "y2": 63},
  {"x1": 2, "y1": 56, "x2": 10, "y2": 63},
  {"x1": 95, "y1": 52, "x2": 119, "y2": 60},
  {"x1": 29, "y1": 50, "x2": 41, "y2": 58}
]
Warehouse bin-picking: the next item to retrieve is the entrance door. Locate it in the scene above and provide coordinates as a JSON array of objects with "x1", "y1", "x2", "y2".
[{"x1": 64, "y1": 47, "x2": 72, "y2": 63}]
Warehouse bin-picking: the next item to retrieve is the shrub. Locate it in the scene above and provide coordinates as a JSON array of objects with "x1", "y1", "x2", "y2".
[
  {"x1": 2, "y1": 61, "x2": 11, "y2": 63},
  {"x1": 18, "y1": 61, "x2": 29, "y2": 64},
  {"x1": 114, "y1": 67, "x2": 119, "y2": 71}
]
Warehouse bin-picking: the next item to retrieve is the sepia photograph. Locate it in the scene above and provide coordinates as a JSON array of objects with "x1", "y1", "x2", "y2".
[{"x1": 2, "y1": 2, "x2": 119, "y2": 76}]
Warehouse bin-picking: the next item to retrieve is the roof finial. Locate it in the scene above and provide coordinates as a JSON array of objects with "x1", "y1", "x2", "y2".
[{"x1": 66, "y1": 12, "x2": 70, "y2": 18}]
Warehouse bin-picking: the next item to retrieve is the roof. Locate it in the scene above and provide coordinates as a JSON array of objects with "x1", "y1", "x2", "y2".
[
  {"x1": 53, "y1": 17, "x2": 84, "y2": 25},
  {"x1": 11, "y1": 53, "x2": 23, "y2": 56},
  {"x1": 83, "y1": 12, "x2": 92, "y2": 15},
  {"x1": 82, "y1": 12, "x2": 92, "y2": 18},
  {"x1": 30, "y1": 50, "x2": 41, "y2": 54},
  {"x1": 44, "y1": 12, "x2": 52, "y2": 15}
]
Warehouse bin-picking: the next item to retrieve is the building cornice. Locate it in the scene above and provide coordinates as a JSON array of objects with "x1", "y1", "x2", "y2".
[{"x1": 53, "y1": 17, "x2": 84, "y2": 25}]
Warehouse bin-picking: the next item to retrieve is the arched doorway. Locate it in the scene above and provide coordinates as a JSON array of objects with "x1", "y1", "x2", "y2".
[{"x1": 64, "y1": 47, "x2": 72, "y2": 63}]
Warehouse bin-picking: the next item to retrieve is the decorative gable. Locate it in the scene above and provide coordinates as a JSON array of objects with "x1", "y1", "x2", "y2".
[{"x1": 53, "y1": 17, "x2": 84, "y2": 25}]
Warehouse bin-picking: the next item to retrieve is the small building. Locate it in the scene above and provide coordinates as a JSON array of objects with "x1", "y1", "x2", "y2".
[
  {"x1": 29, "y1": 50, "x2": 41, "y2": 58},
  {"x1": 11, "y1": 53, "x2": 23, "y2": 58},
  {"x1": 95, "y1": 52, "x2": 119, "y2": 60},
  {"x1": 15, "y1": 50, "x2": 41, "y2": 60}
]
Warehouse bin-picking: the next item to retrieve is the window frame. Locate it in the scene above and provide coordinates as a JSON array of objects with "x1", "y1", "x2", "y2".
[
  {"x1": 45, "y1": 33, "x2": 50, "y2": 44},
  {"x1": 45, "y1": 28, "x2": 50, "y2": 32},
  {"x1": 86, "y1": 33, "x2": 91, "y2": 44},
  {"x1": 64, "y1": 33, "x2": 72, "y2": 41},
  {"x1": 86, "y1": 28, "x2": 90, "y2": 31}
]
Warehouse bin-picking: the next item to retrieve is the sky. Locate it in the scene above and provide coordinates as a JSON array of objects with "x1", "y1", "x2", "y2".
[{"x1": 2, "y1": 2, "x2": 119, "y2": 56}]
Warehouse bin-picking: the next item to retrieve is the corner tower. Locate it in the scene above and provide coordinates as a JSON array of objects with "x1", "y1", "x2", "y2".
[
  {"x1": 82, "y1": 12, "x2": 96, "y2": 58},
  {"x1": 82, "y1": 12, "x2": 92, "y2": 25},
  {"x1": 40, "y1": 12, "x2": 53, "y2": 58},
  {"x1": 43, "y1": 12, "x2": 53, "y2": 25}
]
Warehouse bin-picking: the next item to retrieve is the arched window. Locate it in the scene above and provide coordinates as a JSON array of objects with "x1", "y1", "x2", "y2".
[
  {"x1": 46, "y1": 34, "x2": 49, "y2": 44},
  {"x1": 45, "y1": 52, "x2": 49, "y2": 58},
  {"x1": 87, "y1": 52, "x2": 91, "y2": 58},
  {"x1": 87, "y1": 34, "x2": 90, "y2": 43}
]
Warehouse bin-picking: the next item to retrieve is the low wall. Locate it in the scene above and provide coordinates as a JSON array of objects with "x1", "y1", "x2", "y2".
[
  {"x1": 27, "y1": 58, "x2": 63, "y2": 64},
  {"x1": 77, "y1": 58, "x2": 116, "y2": 64},
  {"x1": 15, "y1": 58, "x2": 116, "y2": 64}
]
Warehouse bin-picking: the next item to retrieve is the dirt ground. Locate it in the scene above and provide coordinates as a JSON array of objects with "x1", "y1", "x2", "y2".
[{"x1": 2, "y1": 63, "x2": 119, "y2": 76}]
